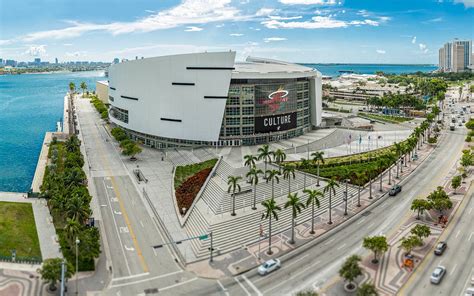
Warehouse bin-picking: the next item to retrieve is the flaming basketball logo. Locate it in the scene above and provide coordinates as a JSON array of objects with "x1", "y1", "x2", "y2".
[{"x1": 262, "y1": 86, "x2": 289, "y2": 113}]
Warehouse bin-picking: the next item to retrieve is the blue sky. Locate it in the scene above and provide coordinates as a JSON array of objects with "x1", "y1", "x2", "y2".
[{"x1": 0, "y1": 0, "x2": 473, "y2": 64}]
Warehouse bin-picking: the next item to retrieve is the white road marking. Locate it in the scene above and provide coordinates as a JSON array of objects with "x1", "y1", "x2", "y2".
[
  {"x1": 113, "y1": 210, "x2": 122, "y2": 215},
  {"x1": 337, "y1": 243, "x2": 347, "y2": 250},
  {"x1": 264, "y1": 260, "x2": 321, "y2": 293},
  {"x1": 455, "y1": 230, "x2": 461, "y2": 238},
  {"x1": 102, "y1": 179, "x2": 132, "y2": 275},
  {"x1": 451, "y1": 263, "x2": 458, "y2": 274},
  {"x1": 124, "y1": 245, "x2": 135, "y2": 251},
  {"x1": 468, "y1": 232, "x2": 473, "y2": 241},
  {"x1": 139, "y1": 220, "x2": 144, "y2": 228},
  {"x1": 217, "y1": 280, "x2": 229, "y2": 296},
  {"x1": 119, "y1": 227, "x2": 129, "y2": 233},
  {"x1": 152, "y1": 247, "x2": 157, "y2": 256},
  {"x1": 112, "y1": 272, "x2": 150, "y2": 282},
  {"x1": 368, "y1": 222, "x2": 375, "y2": 228},
  {"x1": 242, "y1": 275, "x2": 263, "y2": 296},
  {"x1": 234, "y1": 277, "x2": 251, "y2": 296},
  {"x1": 357, "y1": 218, "x2": 366, "y2": 225},
  {"x1": 159, "y1": 278, "x2": 198, "y2": 292},
  {"x1": 469, "y1": 207, "x2": 473, "y2": 215},
  {"x1": 286, "y1": 254, "x2": 309, "y2": 268},
  {"x1": 101, "y1": 204, "x2": 107, "y2": 207},
  {"x1": 324, "y1": 238, "x2": 335, "y2": 246},
  {"x1": 110, "y1": 270, "x2": 183, "y2": 288}
]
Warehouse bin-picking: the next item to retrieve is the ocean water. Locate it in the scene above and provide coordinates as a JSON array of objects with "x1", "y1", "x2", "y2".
[
  {"x1": 302, "y1": 63, "x2": 438, "y2": 77},
  {"x1": 0, "y1": 71, "x2": 104, "y2": 192}
]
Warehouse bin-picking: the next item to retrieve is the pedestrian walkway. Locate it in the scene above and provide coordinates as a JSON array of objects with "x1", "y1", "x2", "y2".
[{"x1": 0, "y1": 193, "x2": 62, "y2": 261}]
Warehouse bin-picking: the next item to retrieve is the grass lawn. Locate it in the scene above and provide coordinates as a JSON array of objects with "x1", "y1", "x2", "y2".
[
  {"x1": 359, "y1": 112, "x2": 413, "y2": 123},
  {"x1": 0, "y1": 201, "x2": 42, "y2": 259}
]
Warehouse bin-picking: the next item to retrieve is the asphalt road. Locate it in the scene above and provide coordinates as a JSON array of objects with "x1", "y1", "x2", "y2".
[{"x1": 216, "y1": 119, "x2": 467, "y2": 295}]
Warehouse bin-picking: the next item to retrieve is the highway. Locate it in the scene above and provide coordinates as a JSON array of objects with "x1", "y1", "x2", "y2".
[{"x1": 216, "y1": 119, "x2": 467, "y2": 295}]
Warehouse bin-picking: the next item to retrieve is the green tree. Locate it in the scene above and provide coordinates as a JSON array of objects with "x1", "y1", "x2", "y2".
[
  {"x1": 399, "y1": 235, "x2": 423, "y2": 255},
  {"x1": 265, "y1": 169, "x2": 281, "y2": 200},
  {"x1": 65, "y1": 193, "x2": 91, "y2": 223},
  {"x1": 410, "y1": 224, "x2": 431, "y2": 244},
  {"x1": 311, "y1": 151, "x2": 325, "y2": 187},
  {"x1": 257, "y1": 145, "x2": 274, "y2": 176},
  {"x1": 339, "y1": 255, "x2": 363, "y2": 290},
  {"x1": 37, "y1": 258, "x2": 74, "y2": 291},
  {"x1": 273, "y1": 149, "x2": 287, "y2": 173},
  {"x1": 244, "y1": 154, "x2": 257, "y2": 170},
  {"x1": 69, "y1": 82, "x2": 76, "y2": 94},
  {"x1": 451, "y1": 175, "x2": 462, "y2": 194},
  {"x1": 111, "y1": 127, "x2": 127, "y2": 142},
  {"x1": 246, "y1": 167, "x2": 263, "y2": 210},
  {"x1": 362, "y1": 235, "x2": 388, "y2": 264},
  {"x1": 300, "y1": 158, "x2": 311, "y2": 190},
  {"x1": 77, "y1": 227, "x2": 101, "y2": 262},
  {"x1": 122, "y1": 141, "x2": 142, "y2": 160},
  {"x1": 357, "y1": 282, "x2": 378, "y2": 296},
  {"x1": 410, "y1": 199, "x2": 432, "y2": 220},
  {"x1": 304, "y1": 189, "x2": 323, "y2": 234},
  {"x1": 430, "y1": 198, "x2": 453, "y2": 216},
  {"x1": 227, "y1": 176, "x2": 242, "y2": 216},
  {"x1": 63, "y1": 218, "x2": 81, "y2": 245},
  {"x1": 80, "y1": 81, "x2": 87, "y2": 96},
  {"x1": 284, "y1": 192, "x2": 305, "y2": 244},
  {"x1": 296, "y1": 290, "x2": 319, "y2": 296},
  {"x1": 323, "y1": 179, "x2": 339, "y2": 224},
  {"x1": 261, "y1": 198, "x2": 281, "y2": 255},
  {"x1": 283, "y1": 164, "x2": 296, "y2": 195}
]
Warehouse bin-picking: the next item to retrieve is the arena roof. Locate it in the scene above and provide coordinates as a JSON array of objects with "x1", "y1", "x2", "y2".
[{"x1": 232, "y1": 57, "x2": 319, "y2": 79}]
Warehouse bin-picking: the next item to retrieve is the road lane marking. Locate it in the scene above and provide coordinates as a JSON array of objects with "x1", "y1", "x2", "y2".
[
  {"x1": 110, "y1": 270, "x2": 183, "y2": 288},
  {"x1": 113, "y1": 210, "x2": 122, "y2": 215},
  {"x1": 159, "y1": 278, "x2": 198, "y2": 292},
  {"x1": 103, "y1": 179, "x2": 132, "y2": 275},
  {"x1": 469, "y1": 207, "x2": 472, "y2": 215},
  {"x1": 337, "y1": 243, "x2": 347, "y2": 250},
  {"x1": 368, "y1": 222, "x2": 375, "y2": 228},
  {"x1": 139, "y1": 220, "x2": 144, "y2": 228},
  {"x1": 242, "y1": 275, "x2": 263, "y2": 296},
  {"x1": 286, "y1": 254, "x2": 309, "y2": 268},
  {"x1": 357, "y1": 218, "x2": 366, "y2": 225},
  {"x1": 217, "y1": 280, "x2": 230, "y2": 296},
  {"x1": 124, "y1": 245, "x2": 135, "y2": 251},
  {"x1": 324, "y1": 238, "x2": 335, "y2": 246},
  {"x1": 468, "y1": 232, "x2": 473, "y2": 241},
  {"x1": 451, "y1": 263, "x2": 457, "y2": 274},
  {"x1": 234, "y1": 277, "x2": 251, "y2": 296},
  {"x1": 112, "y1": 272, "x2": 150, "y2": 282},
  {"x1": 264, "y1": 260, "x2": 321, "y2": 293},
  {"x1": 455, "y1": 230, "x2": 461, "y2": 238}
]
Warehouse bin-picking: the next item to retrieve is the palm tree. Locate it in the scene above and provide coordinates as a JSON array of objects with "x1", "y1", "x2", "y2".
[
  {"x1": 257, "y1": 145, "x2": 274, "y2": 177},
  {"x1": 299, "y1": 158, "x2": 311, "y2": 189},
  {"x1": 265, "y1": 169, "x2": 281, "y2": 200},
  {"x1": 65, "y1": 194, "x2": 90, "y2": 223},
  {"x1": 284, "y1": 193, "x2": 305, "y2": 244},
  {"x1": 282, "y1": 164, "x2": 296, "y2": 195},
  {"x1": 227, "y1": 176, "x2": 242, "y2": 216},
  {"x1": 354, "y1": 172, "x2": 365, "y2": 207},
  {"x1": 64, "y1": 218, "x2": 81, "y2": 244},
  {"x1": 246, "y1": 167, "x2": 263, "y2": 210},
  {"x1": 261, "y1": 198, "x2": 281, "y2": 255},
  {"x1": 69, "y1": 82, "x2": 76, "y2": 94},
  {"x1": 273, "y1": 149, "x2": 286, "y2": 173},
  {"x1": 311, "y1": 151, "x2": 325, "y2": 187},
  {"x1": 304, "y1": 189, "x2": 323, "y2": 234},
  {"x1": 244, "y1": 154, "x2": 257, "y2": 169},
  {"x1": 80, "y1": 81, "x2": 87, "y2": 97},
  {"x1": 394, "y1": 142, "x2": 404, "y2": 178},
  {"x1": 323, "y1": 179, "x2": 339, "y2": 224}
]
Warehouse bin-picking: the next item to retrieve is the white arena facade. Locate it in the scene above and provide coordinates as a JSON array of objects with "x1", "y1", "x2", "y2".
[{"x1": 108, "y1": 51, "x2": 322, "y2": 148}]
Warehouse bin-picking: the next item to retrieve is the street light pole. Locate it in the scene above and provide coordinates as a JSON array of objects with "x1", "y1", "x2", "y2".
[
  {"x1": 344, "y1": 179, "x2": 348, "y2": 215},
  {"x1": 75, "y1": 237, "x2": 80, "y2": 296},
  {"x1": 209, "y1": 232, "x2": 213, "y2": 263}
]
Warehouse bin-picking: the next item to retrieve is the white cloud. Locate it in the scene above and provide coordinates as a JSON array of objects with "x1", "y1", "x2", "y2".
[
  {"x1": 412, "y1": 36, "x2": 417, "y2": 44},
  {"x1": 357, "y1": 10, "x2": 370, "y2": 17},
  {"x1": 419, "y1": 43, "x2": 429, "y2": 53},
  {"x1": 185, "y1": 26, "x2": 203, "y2": 32},
  {"x1": 279, "y1": 0, "x2": 338, "y2": 5},
  {"x1": 264, "y1": 37, "x2": 288, "y2": 42},
  {"x1": 19, "y1": 0, "x2": 246, "y2": 42},
  {"x1": 0, "y1": 39, "x2": 12, "y2": 46},
  {"x1": 269, "y1": 15, "x2": 303, "y2": 20},
  {"x1": 65, "y1": 51, "x2": 87, "y2": 57},
  {"x1": 256, "y1": 8, "x2": 276, "y2": 16},
  {"x1": 453, "y1": 0, "x2": 474, "y2": 8},
  {"x1": 425, "y1": 17, "x2": 443, "y2": 23},
  {"x1": 376, "y1": 49, "x2": 386, "y2": 54},
  {"x1": 25, "y1": 45, "x2": 46, "y2": 56},
  {"x1": 216, "y1": 24, "x2": 225, "y2": 28},
  {"x1": 230, "y1": 33, "x2": 244, "y2": 36},
  {"x1": 263, "y1": 16, "x2": 347, "y2": 29}
]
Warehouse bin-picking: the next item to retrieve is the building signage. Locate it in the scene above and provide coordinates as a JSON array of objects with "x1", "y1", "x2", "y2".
[{"x1": 255, "y1": 112, "x2": 297, "y2": 133}]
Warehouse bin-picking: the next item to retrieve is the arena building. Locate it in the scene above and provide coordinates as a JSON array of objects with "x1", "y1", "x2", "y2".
[{"x1": 108, "y1": 51, "x2": 322, "y2": 148}]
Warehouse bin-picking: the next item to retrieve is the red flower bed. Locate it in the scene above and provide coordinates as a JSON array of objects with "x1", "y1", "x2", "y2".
[{"x1": 175, "y1": 167, "x2": 212, "y2": 215}]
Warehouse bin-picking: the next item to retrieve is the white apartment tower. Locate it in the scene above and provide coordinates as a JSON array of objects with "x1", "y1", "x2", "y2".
[{"x1": 439, "y1": 39, "x2": 472, "y2": 72}]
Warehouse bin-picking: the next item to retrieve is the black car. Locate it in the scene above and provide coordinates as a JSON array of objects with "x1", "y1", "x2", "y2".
[
  {"x1": 434, "y1": 242, "x2": 447, "y2": 255},
  {"x1": 389, "y1": 184, "x2": 402, "y2": 196}
]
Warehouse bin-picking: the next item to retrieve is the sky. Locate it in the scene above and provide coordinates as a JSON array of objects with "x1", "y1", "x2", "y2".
[{"x1": 0, "y1": 0, "x2": 473, "y2": 64}]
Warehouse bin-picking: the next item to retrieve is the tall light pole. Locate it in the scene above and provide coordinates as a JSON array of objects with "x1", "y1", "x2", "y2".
[
  {"x1": 75, "y1": 237, "x2": 80, "y2": 295},
  {"x1": 344, "y1": 179, "x2": 349, "y2": 216}
]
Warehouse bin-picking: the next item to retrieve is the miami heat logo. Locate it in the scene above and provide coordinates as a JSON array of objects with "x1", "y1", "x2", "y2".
[{"x1": 262, "y1": 86, "x2": 289, "y2": 113}]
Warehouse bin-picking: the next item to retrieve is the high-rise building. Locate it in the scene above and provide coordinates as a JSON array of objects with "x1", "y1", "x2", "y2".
[
  {"x1": 55, "y1": 57, "x2": 58, "y2": 64},
  {"x1": 439, "y1": 39, "x2": 472, "y2": 72},
  {"x1": 113, "y1": 58, "x2": 120, "y2": 64},
  {"x1": 34, "y1": 58, "x2": 41, "y2": 64}
]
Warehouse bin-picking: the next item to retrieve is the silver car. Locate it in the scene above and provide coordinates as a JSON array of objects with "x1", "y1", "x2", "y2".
[
  {"x1": 258, "y1": 259, "x2": 281, "y2": 275},
  {"x1": 430, "y1": 266, "x2": 446, "y2": 284}
]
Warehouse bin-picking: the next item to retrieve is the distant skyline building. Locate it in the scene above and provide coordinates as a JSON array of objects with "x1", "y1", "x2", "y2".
[
  {"x1": 438, "y1": 39, "x2": 472, "y2": 72},
  {"x1": 113, "y1": 58, "x2": 120, "y2": 64},
  {"x1": 34, "y1": 58, "x2": 41, "y2": 64},
  {"x1": 55, "y1": 57, "x2": 58, "y2": 64}
]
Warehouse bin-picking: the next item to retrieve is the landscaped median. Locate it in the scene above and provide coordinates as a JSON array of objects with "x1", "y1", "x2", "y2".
[
  {"x1": 359, "y1": 112, "x2": 413, "y2": 124},
  {"x1": 174, "y1": 158, "x2": 218, "y2": 216}
]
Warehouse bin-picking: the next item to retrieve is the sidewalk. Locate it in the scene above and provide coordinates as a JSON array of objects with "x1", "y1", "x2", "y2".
[{"x1": 186, "y1": 142, "x2": 435, "y2": 278}]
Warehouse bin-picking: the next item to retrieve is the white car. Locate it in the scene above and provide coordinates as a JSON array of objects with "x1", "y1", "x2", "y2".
[
  {"x1": 430, "y1": 266, "x2": 446, "y2": 284},
  {"x1": 258, "y1": 259, "x2": 281, "y2": 275}
]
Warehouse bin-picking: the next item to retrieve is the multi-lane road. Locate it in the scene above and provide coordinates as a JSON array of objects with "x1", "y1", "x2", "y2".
[{"x1": 76, "y1": 95, "x2": 471, "y2": 295}]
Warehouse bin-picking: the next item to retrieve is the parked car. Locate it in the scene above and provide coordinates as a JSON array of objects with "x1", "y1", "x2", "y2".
[
  {"x1": 434, "y1": 241, "x2": 447, "y2": 255},
  {"x1": 465, "y1": 287, "x2": 474, "y2": 296},
  {"x1": 389, "y1": 184, "x2": 402, "y2": 196},
  {"x1": 258, "y1": 259, "x2": 281, "y2": 275},
  {"x1": 430, "y1": 266, "x2": 446, "y2": 284}
]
